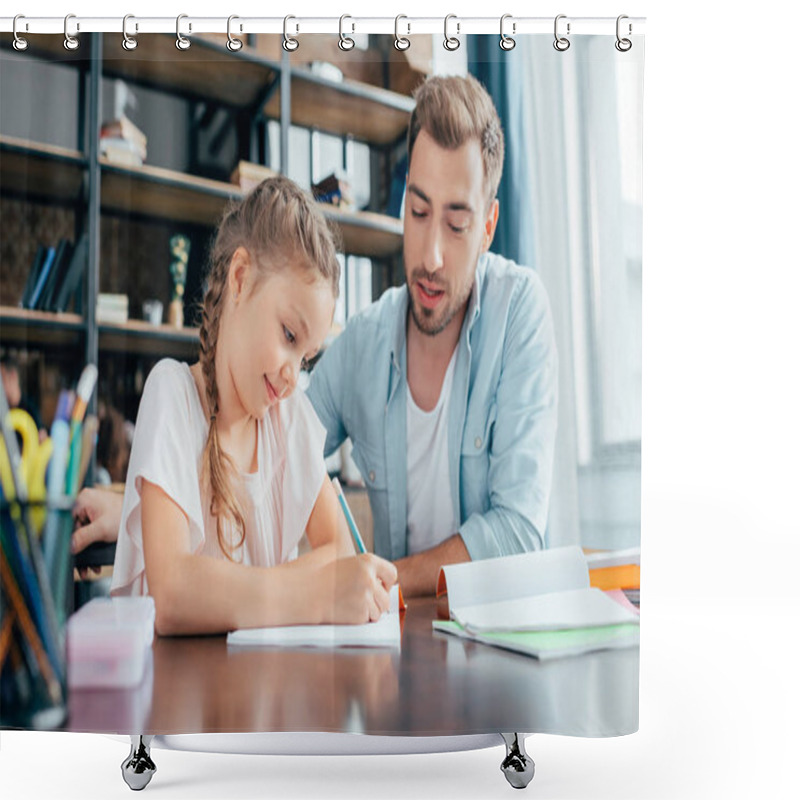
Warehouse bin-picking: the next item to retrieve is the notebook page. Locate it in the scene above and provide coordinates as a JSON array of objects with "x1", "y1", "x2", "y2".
[{"x1": 439, "y1": 546, "x2": 590, "y2": 611}]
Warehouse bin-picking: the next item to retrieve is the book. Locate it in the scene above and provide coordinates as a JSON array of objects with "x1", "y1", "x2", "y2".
[
  {"x1": 20, "y1": 245, "x2": 47, "y2": 308},
  {"x1": 433, "y1": 546, "x2": 639, "y2": 659},
  {"x1": 585, "y1": 546, "x2": 641, "y2": 591},
  {"x1": 100, "y1": 137, "x2": 143, "y2": 167},
  {"x1": 100, "y1": 115, "x2": 147, "y2": 161},
  {"x1": 230, "y1": 160, "x2": 279, "y2": 194},
  {"x1": 433, "y1": 619, "x2": 640, "y2": 661},
  {"x1": 52, "y1": 234, "x2": 87, "y2": 313},
  {"x1": 36, "y1": 239, "x2": 73, "y2": 311},
  {"x1": 96, "y1": 294, "x2": 129, "y2": 324},
  {"x1": 227, "y1": 585, "x2": 403, "y2": 650},
  {"x1": 26, "y1": 246, "x2": 57, "y2": 309}
]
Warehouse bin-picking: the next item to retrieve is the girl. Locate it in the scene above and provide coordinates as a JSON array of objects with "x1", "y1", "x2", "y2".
[{"x1": 110, "y1": 177, "x2": 397, "y2": 636}]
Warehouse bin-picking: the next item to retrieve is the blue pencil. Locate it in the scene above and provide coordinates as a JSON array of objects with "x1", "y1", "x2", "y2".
[{"x1": 332, "y1": 477, "x2": 366, "y2": 554}]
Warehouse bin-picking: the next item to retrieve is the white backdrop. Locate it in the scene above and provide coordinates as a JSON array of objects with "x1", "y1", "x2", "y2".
[{"x1": 2, "y1": 1, "x2": 799, "y2": 798}]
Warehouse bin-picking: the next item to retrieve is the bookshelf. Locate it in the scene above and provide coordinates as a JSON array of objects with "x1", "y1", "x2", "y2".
[{"x1": 0, "y1": 31, "x2": 418, "y2": 474}]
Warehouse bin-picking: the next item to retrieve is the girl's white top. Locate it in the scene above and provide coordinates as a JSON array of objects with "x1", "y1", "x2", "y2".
[{"x1": 110, "y1": 359, "x2": 327, "y2": 597}]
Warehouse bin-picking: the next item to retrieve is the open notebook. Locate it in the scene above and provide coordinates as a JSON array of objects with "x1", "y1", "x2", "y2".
[
  {"x1": 227, "y1": 584, "x2": 403, "y2": 649},
  {"x1": 433, "y1": 547, "x2": 640, "y2": 659}
]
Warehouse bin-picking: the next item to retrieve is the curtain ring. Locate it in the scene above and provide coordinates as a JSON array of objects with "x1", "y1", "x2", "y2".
[
  {"x1": 227, "y1": 15, "x2": 243, "y2": 51},
  {"x1": 339, "y1": 15, "x2": 355, "y2": 51},
  {"x1": 615, "y1": 15, "x2": 633, "y2": 52},
  {"x1": 443, "y1": 14, "x2": 460, "y2": 51},
  {"x1": 64, "y1": 13, "x2": 80, "y2": 51},
  {"x1": 553, "y1": 14, "x2": 570, "y2": 52},
  {"x1": 283, "y1": 15, "x2": 299, "y2": 52},
  {"x1": 394, "y1": 15, "x2": 410, "y2": 51},
  {"x1": 175, "y1": 14, "x2": 191, "y2": 51},
  {"x1": 122, "y1": 14, "x2": 138, "y2": 51},
  {"x1": 499, "y1": 14, "x2": 516, "y2": 51},
  {"x1": 12, "y1": 15, "x2": 28, "y2": 51}
]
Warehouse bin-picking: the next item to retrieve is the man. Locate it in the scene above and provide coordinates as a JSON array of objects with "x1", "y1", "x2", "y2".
[
  {"x1": 72, "y1": 74, "x2": 558, "y2": 597},
  {"x1": 306, "y1": 75, "x2": 558, "y2": 595}
]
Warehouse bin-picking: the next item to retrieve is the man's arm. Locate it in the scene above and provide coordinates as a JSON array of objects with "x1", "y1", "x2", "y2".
[
  {"x1": 393, "y1": 533, "x2": 470, "y2": 597},
  {"x1": 457, "y1": 277, "x2": 558, "y2": 561}
]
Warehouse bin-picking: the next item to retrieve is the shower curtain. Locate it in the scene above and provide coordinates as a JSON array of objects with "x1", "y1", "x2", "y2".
[{"x1": 0, "y1": 18, "x2": 644, "y2": 785}]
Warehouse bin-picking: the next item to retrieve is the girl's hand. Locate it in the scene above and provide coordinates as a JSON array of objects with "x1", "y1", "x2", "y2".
[
  {"x1": 318, "y1": 554, "x2": 398, "y2": 625},
  {"x1": 72, "y1": 487, "x2": 124, "y2": 579}
]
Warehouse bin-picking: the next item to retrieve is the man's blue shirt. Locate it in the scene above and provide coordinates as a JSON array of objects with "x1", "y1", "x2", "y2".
[{"x1": 306, "y1": 251, "x2": 558, "y2": 562}]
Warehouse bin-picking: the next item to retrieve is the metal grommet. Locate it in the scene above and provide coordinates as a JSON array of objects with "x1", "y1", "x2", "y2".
[
  {"x1": 64, "y1": 13, "x2": 80, "y2": 51},
  {"x1": 227, "y1": 15, "x2": 243, "y2": 51},
  {"x1": 500, "y1": 14, "x2": 516, "y2": 51},
  {"x1": 175, "y1": 13, "x2": 191, "y2": 51},
  {"x1": 339, "y1": 15, "x2": 355, "y2": 51},
  {"x1": 615, "y1": 14, "x2": 633, "y2": 52},
  {"x1": 443, "y1": 14, "x2": 460, "y2": 51},
  {"x1": 283, "y1": 15, "x2": 299, "y2": 52},
  {"x1": 394, "y1": 15, "x2": 410, "y2": 51},
  {"x1": 122, "y1": 14, "x2": 138, "y2": 51},
  {"x1": 553, "y1": 14, "x2": 570, "y2": 52},
  {"x1": 12, "y1": 15, "x2": 28, "y2": 51}
]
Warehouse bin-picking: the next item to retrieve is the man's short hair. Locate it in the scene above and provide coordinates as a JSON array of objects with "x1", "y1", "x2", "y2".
[{"x1": 407, "y1": 74, "x2": 505, "y2": 206}]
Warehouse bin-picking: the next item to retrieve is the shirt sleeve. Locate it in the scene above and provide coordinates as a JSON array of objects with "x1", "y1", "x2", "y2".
[
  {"x1": 458, "y1": 276, "x2": 559, "y2": 560},
  {"x1": 110, "y1": 361, "x2": 206, "y2": 596},
  {"x1": 306, "y1": 328, "x2": 350, "y2": 458},
  {"x1": 277, "y1": 389, "x2": 329, "y2": 563}
]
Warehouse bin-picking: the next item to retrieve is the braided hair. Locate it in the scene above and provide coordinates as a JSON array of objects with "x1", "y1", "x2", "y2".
[{"x1": 199, "y1": 176, "x2": 340, "y2": 559}]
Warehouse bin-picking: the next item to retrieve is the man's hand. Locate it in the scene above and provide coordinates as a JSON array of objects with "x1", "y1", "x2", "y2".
[{"x1": 394, "y1": 534, "x2": 470, "y2": 597}]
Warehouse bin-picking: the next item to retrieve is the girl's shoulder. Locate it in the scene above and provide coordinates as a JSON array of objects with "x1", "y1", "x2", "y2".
[{"x1": 140, "y1": 359, "x2": 200, "y2": 421}]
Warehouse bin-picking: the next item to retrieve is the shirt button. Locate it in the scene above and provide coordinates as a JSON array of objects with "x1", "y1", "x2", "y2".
[
  {"x1": 475, "y1": 437, "x2": 482, "y2": 449},
  {"x1": 369, "y1": 470, "x2": 376, "y2": 482}
]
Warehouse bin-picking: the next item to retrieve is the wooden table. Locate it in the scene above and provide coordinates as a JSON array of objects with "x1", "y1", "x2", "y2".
[{"x1": 67, "y1": 597, "x2": 639, "y2": 738}]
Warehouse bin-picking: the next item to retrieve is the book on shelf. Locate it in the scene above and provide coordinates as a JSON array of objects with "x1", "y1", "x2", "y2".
[
  {"x1": 96, "y1": 293, "x2": 129, "y2": 325},
  {"x1": 100, "y1": 115, "x2": 147, "y2": 162},
  {"x1": 19, "y1": 245, "x2": 47, "y2": 308},
  {"x1": 100, "y1": 137, "x2": 144, "y2": 167},
  {"x1": 312, "y1": 171, "x2": 354, "y2": 209},
  {"x1": 25, "y1": 245, "x2": 57, "y2": 310},
  {"x1": 52, "y1": 234, "x2": 87, "y2": 314},
  {"x1": 36, "y1": 239, "x2": 73, "y2": 311},
  {"x1": 230, "y1": 160, "x2": 279, "y2": 194},
  {"x1": 18, "y1": 236, "x2": 87, "y2": 314},
  {"x1": 432, "y1": 546, "x2": 640, "y2": 660}
]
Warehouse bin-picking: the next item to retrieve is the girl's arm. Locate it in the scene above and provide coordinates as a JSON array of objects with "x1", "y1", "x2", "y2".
[
  {"x1": 301, "y1": 475, "x2": 356, "y2": 561},
  {"x1": 141, "y1": 478, "x2": 396, "y2": 635}
]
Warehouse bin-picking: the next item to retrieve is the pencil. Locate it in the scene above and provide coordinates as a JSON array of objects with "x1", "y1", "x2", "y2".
[
  {"x1": 332, "y1": 477, "x2": 366, "y2": 554},
  {"x1": 0, "y1": 550, "x2": 63, "y2": 705}
]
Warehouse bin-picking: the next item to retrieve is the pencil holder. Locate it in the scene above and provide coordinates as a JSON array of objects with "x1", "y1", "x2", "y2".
[{"x1": 0, "y1": 498, "x2": 74, "y2": 730}]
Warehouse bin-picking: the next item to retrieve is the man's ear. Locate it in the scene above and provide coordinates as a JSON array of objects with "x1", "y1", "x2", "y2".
[
  {"x1": 481, "y1": 198, "x2": 500, "y2": 253},
  {"x1": 228, "y1": 246, "x2": 251, "y2": 302}
]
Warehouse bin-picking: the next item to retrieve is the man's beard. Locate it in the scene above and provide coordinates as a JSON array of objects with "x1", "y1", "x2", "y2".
[{"x1": 407, "y1": 269, "x2": 473, "y2": 337}]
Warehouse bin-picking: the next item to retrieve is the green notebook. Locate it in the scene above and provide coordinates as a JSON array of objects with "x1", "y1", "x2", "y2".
[{"x1": 432, "y1": 619, "x2": 640, "y2": 661}]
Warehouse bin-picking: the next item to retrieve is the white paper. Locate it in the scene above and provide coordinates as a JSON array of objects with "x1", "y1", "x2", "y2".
[
  {"x1": 226, "y1": 585, "x2": 401, "y2": 649},
  {"x1": 439, "y1": 545, "x2": 590, "y2": 610},
  {"x1": 452, "y1": 587, "x2": 640, "y2": 633}
]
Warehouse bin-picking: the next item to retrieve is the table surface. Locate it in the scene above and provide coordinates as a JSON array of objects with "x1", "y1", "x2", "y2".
[{"x1": 67, "y1": 596, "x2": 639, "y2": 737}]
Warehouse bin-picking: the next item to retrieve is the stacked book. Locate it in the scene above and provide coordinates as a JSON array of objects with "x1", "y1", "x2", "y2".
[
  {"x1": 100, "y1": 115, "x2": 147, "y2": 167},
  {"x1": 230, "y1": 161, "x2": 279, "y2": 194},
  {"x1": 96, "y1": 294, "x2": 129, "y2": 325},
  {"x1": 19, "y1": 235, "x2": 87, "y2": 313},
  {"x1": 433, "y1": 547, "x2": 640, "y2": 661}
]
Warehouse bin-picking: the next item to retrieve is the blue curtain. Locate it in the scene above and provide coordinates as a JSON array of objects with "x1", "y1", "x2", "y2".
[{"x1": 469, "y1": 36, "x2": 537, "y2": 271}]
